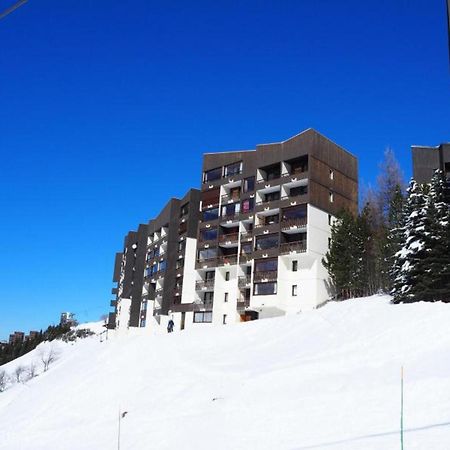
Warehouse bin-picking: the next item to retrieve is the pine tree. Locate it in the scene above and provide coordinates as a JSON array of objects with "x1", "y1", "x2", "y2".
[
  {"x1": 415, "y1": 171, "x2": 450, "y2": 302},
  {"x1": 323, "y1": 210, "x2": 359, "y2": 299},
  {"x1": 391, "y1": 180, "x2": 427, "y2": 303},
  {"x1": 386, "y1": 184, "x2": 405, "y2": 289}
]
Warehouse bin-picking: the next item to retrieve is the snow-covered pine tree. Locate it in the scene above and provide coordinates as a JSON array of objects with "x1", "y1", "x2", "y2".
[
  {"x1": 415, "y1": 171, "x2": 450, "y2": 302},
  {"x1": 391, "y1": 179, "x2": 427, "y2": 303}
]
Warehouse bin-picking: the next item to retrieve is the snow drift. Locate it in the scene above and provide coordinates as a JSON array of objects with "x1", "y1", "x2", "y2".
[{"x1": 1, "y1": 295, "x2": 450, "y2": 450}]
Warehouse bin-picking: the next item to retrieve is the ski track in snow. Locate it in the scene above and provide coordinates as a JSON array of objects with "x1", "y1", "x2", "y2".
[{"x1": 1, "y1": 295, "x2": 450, "y2": 450}]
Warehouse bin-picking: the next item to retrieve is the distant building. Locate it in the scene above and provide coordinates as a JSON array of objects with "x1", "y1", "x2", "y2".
[
  {"x1": 27, "y1": 331, "x2": 40, "y2": 341},
  {"x1": 412, "y1": 143, "x2": 450, "y2": 183},
  {"x1": 60, "y1": 312, "x2": 76, "y2": 327},
  {"x1": 8, "y1": 331, "x2": 25, "y2": 345},
  {"x1": 412, "y1": 143, "x2": 450, "y2": 201}
]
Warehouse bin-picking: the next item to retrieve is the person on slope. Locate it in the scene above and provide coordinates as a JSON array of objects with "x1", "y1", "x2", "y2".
[{"x1": 167, "y1": 318, "x2": 175, "y2": 333}]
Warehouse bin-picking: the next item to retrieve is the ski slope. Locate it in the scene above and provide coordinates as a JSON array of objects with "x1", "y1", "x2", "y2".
[{"x1": 1, "y1": 295, "x2": 450, "y2": 450}]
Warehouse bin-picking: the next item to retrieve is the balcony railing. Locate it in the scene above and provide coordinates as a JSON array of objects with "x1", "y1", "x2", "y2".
[
  {"x1": 218, "y1": 255, "x2": 238, "y2": 266},
  {"x1": 253, "y1": 222, "x2": 280, "y2": 235},
  {"x1": 255, "y1": 197, "x2": 281, "y2": 209},
  {"x1": 253, "y1": 270, "x2": 278, "y2": 282},
  {"x1": 281, "y1": 217, "x2": 307, "y2": 230},
  {"x1": 240, "y1": 231, "x2": 253, "y2": 241},
  {"x1": 221, "y1": 211, "x2": 240, "y2": 221},
  {"x1": 195, "y1": 279, "x2": 215, "y2": 290},
  {"x1": 238, "y1": 275, "x2": 252, "y2": 287},
  {"x1": 221, "y1": 193, "x2": 241, "y2": 203},
  {"x1": 219, "y1": 233, "x2": 239, "y2": 244},
  {"x1": 196, "y1": 257, "x2": 218, "y2": 268},
  {"x1": 281, "y1": 169, "x2": 308, "y2": 180},
  {"x1": 239, "y1": 253, "x2": 253, "y2": 263},
  {"x1": 280, "y1": 241, "x2": 307, "y2": 254}
]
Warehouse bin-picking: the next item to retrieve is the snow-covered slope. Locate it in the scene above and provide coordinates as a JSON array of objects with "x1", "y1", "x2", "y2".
[{"x1": 1, "y1": 295, "x2": 450, "y2": 450}]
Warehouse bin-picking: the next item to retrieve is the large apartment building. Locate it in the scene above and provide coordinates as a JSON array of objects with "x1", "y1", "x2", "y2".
[
  {"x1": 412, "y1": 143, "x2": 450, "y2": 200},
  {"x1": 108, "y1": 129, "x2": 358, "y2": 331},
  {"x1": 109, "y1": 189, "x2": 201, "y2": 330}
]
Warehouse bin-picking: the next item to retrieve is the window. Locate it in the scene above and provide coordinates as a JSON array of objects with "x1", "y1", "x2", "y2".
[
  {"x1": 328, "y1": 214, "x2": 332, "y2": 226},
  {"x1": 329, "y1": 192, "x2": 334, "y2": 203},
  {"x1": 225, "y1": 271, "x2": 230, "y2": 281},
  {"x1": 329, "y1": 170, "x2": 334, "y2": 180},
  {"x1": 282, "y1": 205, "x2": 307, "y2": 220},
  {"x1": 264, "y1": 191, "x2": 281, "y2": 202},
  {"x1": 292, "y1": 285, "x2": 298, "y2": 296},
  {"x1": 224, "y1": 292, "x2": 228, "y2": 302},
  {"x1": 223, "y1": 314, "x2": 227, "y2": 325},
  {"x1": 200, "y1": 227, "x2": 218, "y2": 241},
  {"x1": 176, "y1": 259, "x2": 184, "y2": 270},
  {"x1": 221, "y1": 202, "x2": 240, "y2": 217},
  {"x1": 203, "y1": 167, "x2": 222, "y2": 182},
  {"x1": 205, "y1": 271, "x2": 215, "y2": 281},
  {"x1": 204, "y1": 291, "x2": 214, "y2": 304},
  {"x1": 198, "y1": 247, "x2": 218, "y2": 261},
  {"x1": 254, "y1": 258, "x2": 278, "y2": 272},
  {"x1": 244, "y1": 176, "x2": 255, "y2": 192},
  {"x1": 178, "y1": 240, "x2": 186, "y2": 252},
  {"x1": 202, "y1": 207, "x2": 219, "y2": 222},
  {"x1": 260, "y1": 163, "x2": 281, "y2": 181},
  {"x1": 193, "y1": 311, "x2": 213, "y2": 323},
  {"x1": 262, "y1": 213, "x2": 279, "y2": 225},
  {"x1": 158, "y1": 260, "x2": 167, "y2": 273},
  {"x1": 241, "y1": 242, "x2": 252, "y2": 255},
  {"x1": 224, "y1": 161, "x2": 242, "y2": 177},
  {"x1": 241, "y1": 197, "x2": 254, "y2": 213},
  {"x1": 180, "y1": 203, "x2": 189, "y2": 217},
  {"x1": 292, "y1": 260, "x2": 298, "y2": 272},
  {"x1": 328, "y1": 237, "x2": 331, "y2": 248},
  {"x1": 253, "y1": 282, "x2": 277, "y2": 295},
  {"x1": 229, "y1": 187, "x2": 241, "y2": 201},
  {"x1": 290, "y1": 185, "x2": 307, "y2": 197},
  {"x1": 255, "y1": 234, "x2": 279, "y2": 250}
]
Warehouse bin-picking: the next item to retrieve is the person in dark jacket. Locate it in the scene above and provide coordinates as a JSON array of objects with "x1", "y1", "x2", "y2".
[{"x1": 167, "y1": 319, "x2": 174, "y2": 333}]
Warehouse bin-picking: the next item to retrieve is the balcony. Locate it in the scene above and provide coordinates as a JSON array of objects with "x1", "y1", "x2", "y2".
[
  {"x1": 279, "y1": 194, "x2": 308, "y2": 208},
  {"x1": 253, "y1": 222, "x2": 280, "y2": 235},
  {"x1": 252, "y1": 247, "x2": 279, "y2": 259},
  {"x1": 218, "y1": 255, "x2": 238, "y2": 266},
  {"x1": 195, "y1": 258, "x2": 218, "y2": 269},
  {"x1": 221, "y1": 193, "x2": 241, "y2": 204},
  {"x1": 240, "y1": 231, "x2": 253, "y2": 242},
  {"x1": 239, "y1": 253, "x2": 253, "y2": 264},
  {"x1": 280, "y1": 241, "x2": 307, "y2": 254},
  {"x1": 219, "y1": 233, "x2": 239, "y2": 245},
  {"x1": 155, "y1": 288, "x2": 163, "y2": 297},
  {"x1": 110, "y1": 300, "x2": 117, "y2": 307},
  {"x1": 195, "y1": 279, "x2": 215, "y2": 290},
  {"x1": 281, "y1": 217, "x2": 307, "y2": 230},
  {"x1": 253, "y1": 270, "x2": 278, "y2": 282},
  {"x1": 238, "y1": 275, "x2": 252, "y2": 288},
  {"x1": 281, "y1": 170, "x2": 308, "y2": 182},
  {"x1": 256, "y1": 176, "x2": 282, "y2": 189}
]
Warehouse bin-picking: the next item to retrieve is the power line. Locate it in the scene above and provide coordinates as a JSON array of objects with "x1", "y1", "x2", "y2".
[{"x1": 0, "y1": 0, "x2": 28, "y2": 21}]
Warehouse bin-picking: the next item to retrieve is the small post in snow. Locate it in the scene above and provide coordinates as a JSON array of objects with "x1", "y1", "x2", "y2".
[
  {"x1": 400, "y1": 366, "x2": 404, "y2": 450},
  {"x1": 117, "y1": 406, "x2": 121, "y2": 450}
]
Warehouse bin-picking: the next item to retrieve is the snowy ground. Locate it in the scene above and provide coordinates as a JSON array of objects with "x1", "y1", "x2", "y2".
[{"x1": 1, "y1": 295, "x2": 450, "y2": 450}]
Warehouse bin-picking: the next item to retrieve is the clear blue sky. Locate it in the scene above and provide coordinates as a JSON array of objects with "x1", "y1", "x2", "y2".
[{"x1": 0, "y1": 0, "x2": 449, "y2": 339}]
